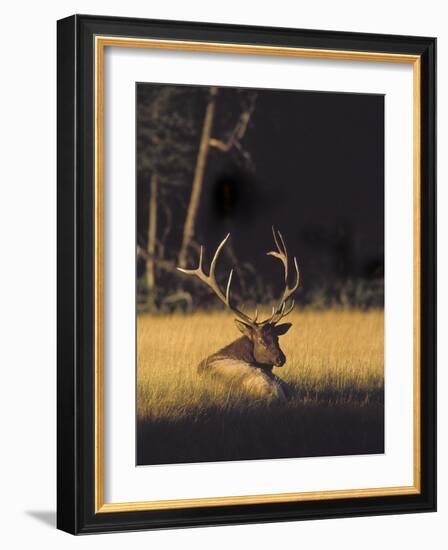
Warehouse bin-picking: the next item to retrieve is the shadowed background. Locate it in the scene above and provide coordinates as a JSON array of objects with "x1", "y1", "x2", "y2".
[{"x1": 137, "y1": 84, "x2": 384, "y2": 312}]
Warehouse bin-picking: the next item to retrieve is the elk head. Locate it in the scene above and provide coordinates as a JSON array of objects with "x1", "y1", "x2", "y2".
[{"x1": 177, "y1": 227, "x2": 300, "y2": 368}]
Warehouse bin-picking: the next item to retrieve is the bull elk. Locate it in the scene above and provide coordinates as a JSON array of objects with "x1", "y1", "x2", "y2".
[{"x1": 177, "y1": 228, "x2": 300, "y2": 402}]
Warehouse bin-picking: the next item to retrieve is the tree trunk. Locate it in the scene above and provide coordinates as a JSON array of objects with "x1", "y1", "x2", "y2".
[
  {"x1": 178, "y1": 86, "x2": 218, "y2": 268},
  {"x1": 146, "y1": 174, "x2": 158, "y2": 290}
]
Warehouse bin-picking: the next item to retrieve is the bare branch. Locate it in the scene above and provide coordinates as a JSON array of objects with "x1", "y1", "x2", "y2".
[{"x1": 209, "y1": 93, "x2": 257, "y2": 167}]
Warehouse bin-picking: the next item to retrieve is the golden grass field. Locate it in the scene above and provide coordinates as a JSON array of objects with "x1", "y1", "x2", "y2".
[{"x1": 137, "y1": 309, "x2": 384, "y2": 465}]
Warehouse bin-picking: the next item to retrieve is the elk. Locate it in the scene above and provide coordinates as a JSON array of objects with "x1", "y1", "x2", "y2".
[{"x1": 177, "y1": 228, "x2": 300, "y2": 402}]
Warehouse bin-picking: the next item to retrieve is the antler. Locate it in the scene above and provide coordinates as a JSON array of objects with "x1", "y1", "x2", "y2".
[
  {"x1": 261, "y1": 227, "x2": 300, "y2": 325},
  {"x1": 177, "y1": 234, "x2": 256, "y2": 326},
  {"x1": 177, "y1": 229, "x2": 299, "y2": 327}
]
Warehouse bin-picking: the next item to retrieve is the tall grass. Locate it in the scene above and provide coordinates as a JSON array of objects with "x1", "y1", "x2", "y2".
[{"x1": 137, "y1": 309, "x2": 384, "y2": 464}]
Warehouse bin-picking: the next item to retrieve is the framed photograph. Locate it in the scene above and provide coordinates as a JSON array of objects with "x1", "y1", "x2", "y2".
[{"x1": 57, "y1": 14, "x2": 436, "y2": 534}]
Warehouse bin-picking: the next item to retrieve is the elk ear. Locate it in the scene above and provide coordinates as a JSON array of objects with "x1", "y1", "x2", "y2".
[
  {"x1": 274, "y1": 323, "x2": 292, "y2": 335},
  {"x1": 234, "y1": 320, "x2": 253, "y2": 339}
]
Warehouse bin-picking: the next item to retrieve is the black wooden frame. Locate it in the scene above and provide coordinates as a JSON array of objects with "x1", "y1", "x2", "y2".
[{"x1": 57, "y1": 14, "x2": 436, "y2": 534}]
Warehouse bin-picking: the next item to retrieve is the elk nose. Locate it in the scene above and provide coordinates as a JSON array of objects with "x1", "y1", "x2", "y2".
[{"x1": 276, "y1": 354, "x2": 286, "y2": 367}]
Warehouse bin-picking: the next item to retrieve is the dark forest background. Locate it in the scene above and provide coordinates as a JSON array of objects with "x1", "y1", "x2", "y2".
[{"x1": 136, "y1": 83, "x2": 384, "y2": 313}]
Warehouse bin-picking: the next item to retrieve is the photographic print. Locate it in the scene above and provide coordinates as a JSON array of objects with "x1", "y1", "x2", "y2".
[{"x1": 136, "y1": 83, "x2": 385, "y2": 466}]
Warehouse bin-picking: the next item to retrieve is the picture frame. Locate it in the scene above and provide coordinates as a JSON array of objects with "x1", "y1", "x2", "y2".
[{"x1": 57, "y1": 14, "x2": 436, "y2": 534}]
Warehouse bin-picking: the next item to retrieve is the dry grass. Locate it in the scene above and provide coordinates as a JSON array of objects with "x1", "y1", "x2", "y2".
[{"x1": 137, "y1": 309, "x2": 384, "y2": 464}]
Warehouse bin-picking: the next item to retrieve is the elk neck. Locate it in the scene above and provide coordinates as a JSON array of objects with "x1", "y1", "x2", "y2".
[{"x1": 214, "y1": 336, "x2": 274, "y2": 371}]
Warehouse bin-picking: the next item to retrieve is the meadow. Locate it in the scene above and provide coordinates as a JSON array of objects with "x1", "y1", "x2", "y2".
[{"x1": 137, "y1": 309, "x2": 384, "y2": 465}]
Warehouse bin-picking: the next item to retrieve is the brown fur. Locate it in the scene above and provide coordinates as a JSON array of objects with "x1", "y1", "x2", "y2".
[{"x1": 198, "y1": 332, "x2": 292, "y2": 402}]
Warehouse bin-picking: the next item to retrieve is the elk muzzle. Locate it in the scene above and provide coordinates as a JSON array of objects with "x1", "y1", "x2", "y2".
[{"x1": 273, "y1": 351, "x2": 286, "y2": 367}]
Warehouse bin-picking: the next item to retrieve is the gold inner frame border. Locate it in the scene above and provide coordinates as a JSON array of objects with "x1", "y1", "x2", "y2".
[{"x1": 94, "y1": 35, "x2": 421, "y2": 513}]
